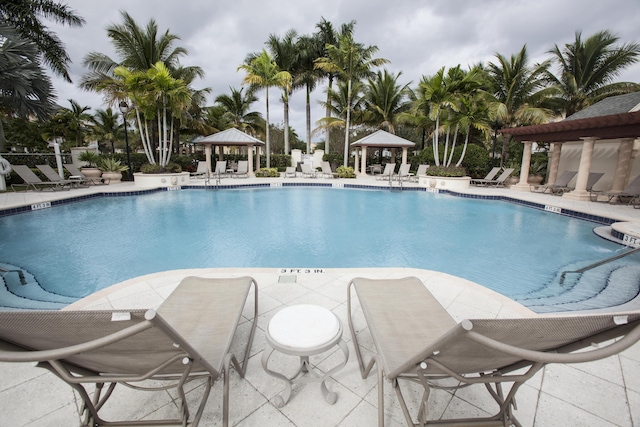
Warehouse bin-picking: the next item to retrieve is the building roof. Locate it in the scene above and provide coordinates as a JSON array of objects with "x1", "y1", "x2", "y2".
[
  {"x1": 565, "y1": 92, "x2": 640, "y2": 121},
  {"x1": 350, "y1": 130, "x2": 416, "y2": 148},
  {"x1": 500, "y1": 92, "x2": 640, "y2": 143},
  {"x1": 193, "y1": 128, "x2": 265, "y2": 146}
]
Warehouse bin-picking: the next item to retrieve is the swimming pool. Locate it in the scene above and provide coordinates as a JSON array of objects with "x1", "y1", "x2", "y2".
[{"x1": 1, "y1": 187, "x2": 638, "y2": 311}]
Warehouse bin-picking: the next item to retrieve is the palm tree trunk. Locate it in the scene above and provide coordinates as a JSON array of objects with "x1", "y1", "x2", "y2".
[
  {"x1": 266, "y1": 87, "x2": 271, "y2": 169},
  {"x1": 284, "y1": 91, "x2": 290, "y2": 155},
  {"x1": 343, "y1": 79, "x2": 352, "y2": 167},
  {"x1": 433, "y1": 116, "x2": 440, "y2": 166},
  {"x1": 306, "y1": 85, "x2": 311, "y2": 155},
  {"x1": 456, "y1": 126, "x2": 470, "y2": 167},
  {"x1": 326, "y1": 76, "x2": 333, "y2": 154}
]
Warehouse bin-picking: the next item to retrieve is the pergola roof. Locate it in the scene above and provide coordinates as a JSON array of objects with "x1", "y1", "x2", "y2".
[
  {"x1": 193, "y1": 128, "x2": 265, "y2": 146},
  {"x1": 350, "y1": 130, "x2": 416, "y2": 148},
  {"x1": 500, "y1": 92, "x2": 640, "y2": 143}
]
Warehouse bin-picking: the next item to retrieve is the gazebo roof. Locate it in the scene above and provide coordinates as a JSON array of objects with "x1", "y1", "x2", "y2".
[
  {"x1": 194, "y1": 128, "x2": 265, "y2": 146},
  {"x1": 500, "y1": 92, "x2": 640, "y2": 143},
  {"x1": 350, "y1": 130, "x2": 416, "y2": 148}
]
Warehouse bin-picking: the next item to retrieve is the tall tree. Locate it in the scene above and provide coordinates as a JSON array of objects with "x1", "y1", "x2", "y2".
[
  {"x1": 314, "y1": 18, "x2": 356, "y2": 154},
  {"x1": 0, "y1": 24, "x2": 56, "y2": 151},
  {"x1": 266, "y1": 29, "x2": 298, "y2": 155},
  {"x1": 238, "y1": 50, "x2": 291, "y2": 168},
  {"x1": 486, "y1": 45, "x2": 553, "y2": 165},
  {"x1": 315, "y1": 32, "x2": 388, "y2": 166},
  {"x1": 546, "y1": 30, "x2": 640, "y2": 117},
  {"x1": 89, "y1": 107, "x2": 120, "y2": 153},
  {"x1": 58, "y1": 99, "x2": 92, "y2": 147},
  {"x1": 0, "y1": 0, "x2": 84, "y2": 82},
  {"x1": 215, "y1": 87, "x2": 263, "y2": 136},
  {"x1": 362, "y1": 69, "x2": 411, "y2": 134}
]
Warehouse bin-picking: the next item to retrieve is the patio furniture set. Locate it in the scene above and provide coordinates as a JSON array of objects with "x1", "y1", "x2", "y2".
[{"x1": 1, "y1": 275, "x2": 639, "y2": 426}]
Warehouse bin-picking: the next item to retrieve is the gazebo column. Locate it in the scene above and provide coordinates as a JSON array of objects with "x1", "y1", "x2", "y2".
[
  {"x1": 204, "y1": 145, "x2": 213, "y2": 177},
  {"x1": 610, "y1": 138, "x2": 635, "y2": 193},
  {"x1": 547, "y1": 143, "x2": 562, "y2": 185},
  {"x1": 247, "y1": 144, "x2": 255, "y2": 177},
  {"x1": 511, "y1": 141, "x2": 533, "y2": 191},
  {"x1": 354, "y1": 149, "x2": 360, "y2": 174},
  {"x1": 360, "y1": 146, "x2": 368, "y2": 175},
  {"x1": 402, "y1": 147, "x2": 408, "y2": 165},
  {"x1": 563, "y1": 137, "x2": 597, "y2": 201}
]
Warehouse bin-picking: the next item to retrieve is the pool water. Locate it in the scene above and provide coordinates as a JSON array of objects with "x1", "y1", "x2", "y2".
[{"x1": 0, "y1": 188, "x2": 637, "y2": 309}]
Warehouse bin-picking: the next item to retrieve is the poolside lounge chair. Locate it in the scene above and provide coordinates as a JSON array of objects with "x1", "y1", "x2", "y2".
[
  {"x1": 396, "y1": 163, "x2": 412, "y2": 181},
  {"x1": 411, "y1": 164, "x2": 429, "y2": 182},
  {"x1": 376, "y1": 163, "x2": 396, "y2": 181},
  {"x1": 233, "y1": 160, "x2": 249, "y2": 178},
  {"x1": 347, "y1": 276, "x2": 640, "y2": 427},
  {"x1": 284, "y1": 166, "x2": 297, "y2": 178},
  {"x1": 530, "y1": 170, "x2": 577, "y2": 193},
  {"x1": 470, "y1": 167, "x2": 501, "y2": 186},
  {"x1": 0, "y1": 275, "x2": 258, "y2": 427},
  {"x1": 213, "y1": 160, "x2": 227, "y2": 177},
  {"x1": 64, "y1": 164, "x2": 110, "y2": 185},
  {"x1": 300, "y1": 163, "x2": 317, "y2": 178},
  {"x1": 10, "y1": 165, "x2": 71, "y2": 191},
  {"x1": 37, "y1": 164, "x2": 89, "y2": 188},
  {"x1": 320, "y1": 161, "x2": 338, "y2": 178},
  {"x1": 591, "y1": 174, "x2": 640, "y2": 204},
  {"x1": 484, "y1": 167, "x2": 515, "y2": 187},
  {"x1": 190, "y1": 161, "x2": 208, "y2": 179},
  {"x1": 551, "y1": 171, "x2": 604, "y2": 195}
]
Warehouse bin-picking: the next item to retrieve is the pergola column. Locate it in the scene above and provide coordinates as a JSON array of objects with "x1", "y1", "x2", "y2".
[
  {"x1": 402, "y1": 147, "x2": 408, "y2": 165},
  {"x1": 563, "y1": 137, "x2": 597, "y2": 201},
  {"x1": 610, "y1": 138, "x2": 635, "y2": 192},
  {"x1": 511, "y1": 141, "x2": 533, "y2": 191},
  {"x1": 547, "y1": 143, "x2": 562, "y2": 185},
  {"x1": 360, "y1": 146, "x2": 368, "y2": 175}
]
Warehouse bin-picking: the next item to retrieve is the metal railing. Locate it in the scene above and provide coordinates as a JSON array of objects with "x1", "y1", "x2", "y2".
[
  {"x1": 559, "y1": 246, "x2": 640, "y2": 284},
  {"x1": 0, "y1": 267, "x2": 27, "y2": 285}
]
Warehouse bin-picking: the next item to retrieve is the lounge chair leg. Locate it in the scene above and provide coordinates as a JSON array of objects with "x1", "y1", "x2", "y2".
[{"x1": 378, "y1": 363, "x2": 385, "y2": 427}]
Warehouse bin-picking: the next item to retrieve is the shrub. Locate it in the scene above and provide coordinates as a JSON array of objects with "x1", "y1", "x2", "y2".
[
  {"x1": 336, "y1": 166, "x2": 356, "y2": 178},
  {"x1": 423, "y1": 166, "x2": 466, "y2": 177},
  {"x1": 255, "y1": 167, "x2": 280, "y2": 177},
  {"x1": 139, "y1": 163, "x2": 182, "y2": 173}
]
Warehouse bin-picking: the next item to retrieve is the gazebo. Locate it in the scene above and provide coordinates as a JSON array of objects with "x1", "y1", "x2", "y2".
[
  {"x1": 194, "y1": 128, "x2": 265, "y2": 177},
  {"x1": 501, "y1": 92, "x2": 640, "y2": 201},
  {"x1": 350, "y1": 130, "x2": 416, "y2": 175}
]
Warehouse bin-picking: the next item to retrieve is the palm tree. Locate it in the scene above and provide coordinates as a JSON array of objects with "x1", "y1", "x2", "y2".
[
  {"x1": 546, "y1": 30, "x2": 640, "y2": 117},
  {"x1": 0, "y1": 0, "x2": 84, "y2": 82},
  {"x1": 316, "y1": 80, "x2": 366, "y2": 137},
  {"x1": 362, "y1": 69, "x2": 411, "y2": 134},
  {"x1": 215, "y1": 87, "x2": 263, "y2": 136},
  {"x1": 266, "y1": 30, "x2": 298, "y2": 155},
  {"x1": 314, "y1": 18, "x2": 356, "y2": 153},
  {"x1": 81, "y1": 12, "x2": 205, "y2": 165},
  {"x1": 315, "y1": 33, "x2": 389, "y2": 166},
  {"x1": 237, "y1": 50, "x2": 292, "y2": 168},
  {"x1": 89, "y1": 108, "x2": 120, "y2": 153},
  {"x1": 294, "y1": 33, "x2": 324, "y2": 154},
  {"x1": 58, "y1": 99, "x2": 92, "y2": 147},
  {"x1": 486, "y1": 45, "x2": 553, "y2": 165},
  {"x1": 0, "y1": 24, "x2": 56, "y2": 151}
]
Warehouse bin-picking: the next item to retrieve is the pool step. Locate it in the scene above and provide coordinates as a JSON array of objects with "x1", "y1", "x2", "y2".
[
  {"x1": 517, "y1": 264, "x2": 640, "y2": 313},
  {"x1": 0, "y1": 263, "x2": 77, "y2": 310}
]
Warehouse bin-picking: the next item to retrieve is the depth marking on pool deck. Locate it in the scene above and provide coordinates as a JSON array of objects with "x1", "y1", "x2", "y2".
[{"x1": 279, "y1": 268, "x2": 325, "y2": 274}]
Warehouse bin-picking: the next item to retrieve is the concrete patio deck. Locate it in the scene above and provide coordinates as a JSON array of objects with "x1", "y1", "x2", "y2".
[{"x1": 1, "y1": 174, "x2": 640, "y2": 426}]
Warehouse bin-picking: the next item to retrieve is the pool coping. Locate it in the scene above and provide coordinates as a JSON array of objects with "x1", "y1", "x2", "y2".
[{"x1": 0, "y1": 182, "x2": 625, "y2": 227}]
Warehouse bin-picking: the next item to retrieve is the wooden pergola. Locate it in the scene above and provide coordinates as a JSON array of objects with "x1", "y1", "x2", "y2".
[{"x1": 500, "y1": 93, "x2": 640, "y2": 201}]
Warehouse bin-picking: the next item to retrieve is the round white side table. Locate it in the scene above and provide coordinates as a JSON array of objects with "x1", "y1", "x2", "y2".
[{"x1": 261, "y1": 304, "x2": 349, "y2": 407}]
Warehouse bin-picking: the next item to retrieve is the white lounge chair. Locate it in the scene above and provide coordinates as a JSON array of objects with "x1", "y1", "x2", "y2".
[
  {"x1": 190, "y1": 161, "x2": 208, "y2": 179},
  {"x1": 376, "y1": 163, "x2": 396, "y2": 181}
]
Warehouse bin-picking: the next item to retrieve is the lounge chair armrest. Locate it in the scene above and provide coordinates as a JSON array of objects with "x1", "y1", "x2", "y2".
[
  {"x1": 465, "y1": 320, "x2": 640, "y2": 364},
  {"x1": 0, "y1": 320, "x2": 152, "y2": 363}
]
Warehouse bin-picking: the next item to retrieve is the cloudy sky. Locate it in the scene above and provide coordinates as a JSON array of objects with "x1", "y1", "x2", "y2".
[{"x1": 48, "y1": 0, "x2": 640, "y2": 141}]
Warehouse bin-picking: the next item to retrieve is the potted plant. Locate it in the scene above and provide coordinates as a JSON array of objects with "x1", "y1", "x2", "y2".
[
  {"x1": 98, "y1": 157, "x2": 128, "y2": 183},
  {"x1": 77, "y1": 151, "x2": 102, "y2": 178}
]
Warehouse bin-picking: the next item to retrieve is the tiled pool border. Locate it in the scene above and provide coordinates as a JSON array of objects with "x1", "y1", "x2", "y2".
[{"x1": 0, "y1": 183, "x2": 619, "y2": 227}]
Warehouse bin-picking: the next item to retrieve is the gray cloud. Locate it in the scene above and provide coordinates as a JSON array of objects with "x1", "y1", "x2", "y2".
[{"x1": 49, "y1": 0, "x2": 640, "y2": 141}]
